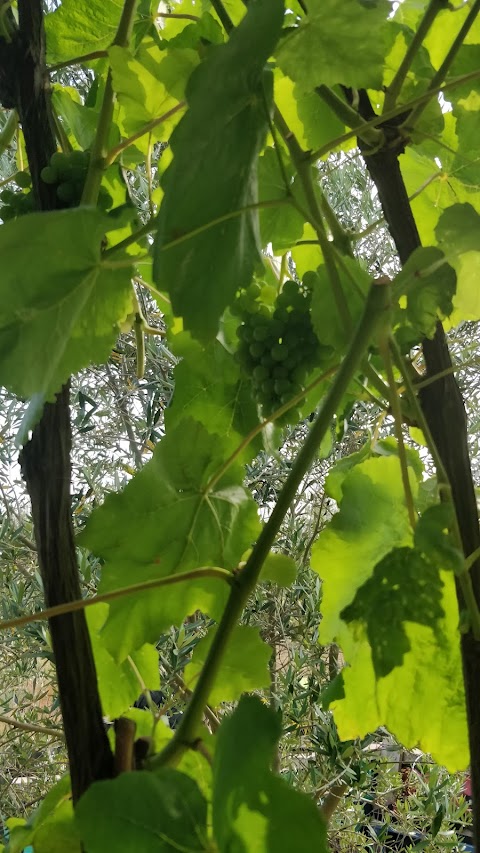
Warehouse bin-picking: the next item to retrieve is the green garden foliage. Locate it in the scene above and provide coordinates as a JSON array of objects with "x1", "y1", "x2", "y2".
[{"x1": 1, "y1": 0, "x2": 480, "y2": 848}]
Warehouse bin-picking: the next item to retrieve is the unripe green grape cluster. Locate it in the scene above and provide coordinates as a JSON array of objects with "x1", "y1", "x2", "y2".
[
  {"x1": 233, "y1": 279, "x2": 321, "y2": 420},
  {"x1": 0, "y1": 171, "x2": 34, "y2": 220},
  {"x1": 40, "y1": 150, "x2": 113, "y2": 210}
]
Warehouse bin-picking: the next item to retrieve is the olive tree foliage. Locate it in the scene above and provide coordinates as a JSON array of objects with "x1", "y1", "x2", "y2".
[{"x1": 1, "y1": 0, "x2": 480, "y2": 851}]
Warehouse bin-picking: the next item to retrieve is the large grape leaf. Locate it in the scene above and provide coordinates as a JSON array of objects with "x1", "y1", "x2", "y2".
[
  {"x1": 76, "y1": 771, "x2": 208, "y2": 852},
  {"x1": 45, "y1": 0, "x2": 124, "y2": 63},
  {"x1": 165, "y1": 333, "x2": 259, "y2": 452},
  {"x1": 184, "y1": 625, "x2": 272, "y2": 706},
  {"x1": 341, "y1": 546, "x2": 445, "y2": 678},
  {"x1": 109, "y1": 38, "x2": 196, "y2": 136},
  {"x1": 0, "y1": 208, "x2": 133, "y2": 402},
  {"x1": 213, "y1": 696, "x2": 328, "y2": 853},
  {"x1": 80, "y1": 418, "x2": 260, "y2": 658},
  {"x1": 87, "y1": 604, "x2": 160, "y2": 719},
  {"x1": 276, "y1": 0, "x2": 392, "y2": 92},
  {"x1": 153, "y1": 0, "x2": 284, "y2": 340},
  {"x1": 312, "y1": 455, "x2": 467, "y2": 769}
]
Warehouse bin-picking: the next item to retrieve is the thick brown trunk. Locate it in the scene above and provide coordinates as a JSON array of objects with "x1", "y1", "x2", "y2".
[{"x1": 0, "y1": 0, "x2": 113, "y2": 803}]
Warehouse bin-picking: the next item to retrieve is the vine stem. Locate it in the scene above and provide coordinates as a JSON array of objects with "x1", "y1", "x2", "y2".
[
  {"x1": 104, "y1": 101, "x2": 186, "y2": 165},
  {"x1": 104, "y1": 197, "x2": 293, "y2": 258},
  {"x1": 307, "y1": 68, "x2": 480, "y2": 162},
  {"x1": 0, "y1": 567, "x2": 232, "y2": 632},
  {"x1": 379, "y1": 336, "x2": 416, "y2": 530},
  {"x1": 316, "y1": 85, "x2": 382, "y2": 148},
  {"x1": 407, "y1": 0, "x2": 480, "y2": 127},
  {"x1": 383, "y1": 0, "x2": 444, "y2": 112},
  {"x1": 149, "y1": 280, "x2": 392, "y2": 770},
  {"x1": 81, "y1": 0, "x2": 139, "y2": 205},
  {"x1": 48, "y1": 50, "x2": 108, "y2": 71},
  {"x1": 273, "y1": 106, "x2": 352, "y2": 336}
]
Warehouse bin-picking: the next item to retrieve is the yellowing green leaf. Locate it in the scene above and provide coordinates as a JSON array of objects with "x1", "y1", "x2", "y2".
[
  {"x1": 109, "y1": 38, "x2": 196, "y2": 137},
  {"x1": 341, "y1": 546, "x2": 445, "y2": 677},
  {"x1": 261, "y1": 552, "x2": 297, "y2": 587},
  {"x1": 314, "y1": 455, "x2": 467, "y2": 769}
]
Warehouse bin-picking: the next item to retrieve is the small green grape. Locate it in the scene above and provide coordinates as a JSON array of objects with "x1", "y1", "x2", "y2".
[
  {"x1": 14, "y1": 171, "x2": 32, "y2": 188},
  {"x1": 246, "y1": 282, "x2": 261, "y2": 299},
  {"x1": 40, "y1": 165, "x2": 58, "y2": 185},
  {"x1": 56, "y1": 182, "x2": 75, "y2": 202},
  {"x1": 271, "y1": 343, "x2": 289, "y2": 362},
  {"x1": 70, "y1": 149, "x2": 89, "y2": 166},
  {"x1": 0, "y1": 189, "x2": 15, "y2": 203},
  {"x1": 0, "y1": 206, "x2": 15, "y2": 220},
  {"x1": 252, "y1": 324, "x2": 270, "y2": 342},
  {"x1": 253, "y1": 365, "x2": 269, "y2": 382},
  {"x1": 50, "y1": 151, "x2": 69, "y2": 176},
  {"x1": 274, "y1": 378, "x2": 292, "y2": 396},
  {"x1": 273, "y1": 364, "x2": 288, "y2": 379},
  {"x1": 249, "y1": 341, "x2": 265, "y2": 359}
]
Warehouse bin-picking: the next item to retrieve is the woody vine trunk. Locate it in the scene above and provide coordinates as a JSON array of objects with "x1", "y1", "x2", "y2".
[
  {"x1": 0, "y1": 0, "x2": 113, "y2": 803},
  {"x1": 354, "y1": 88, "x2": 480, "y2": 849}
]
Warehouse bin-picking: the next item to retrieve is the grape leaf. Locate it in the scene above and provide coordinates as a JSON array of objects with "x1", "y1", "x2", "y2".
[
  {"x1": 308, "y1": 258, "x2": 371, "y2": 355},
  {"x1": 436, "y1": 202, "x2": 480, "y2": 256},
  {"x1": 7, "y1": 776, "x2": 79, "y2": 853},
  {"x1": 400, "y1": 145, "x2": 480, "y2": 246},
  {"x1": 260, "y1": 552, "x2": 297, "y2": 587},
  {"x1": 213, "y1": 696, "x2": 328, "y2": 853},
  {"x1": 0, "y1": 208, "x2": 133, "y2": 403},
  {"x1": 76, "y1": 771, "x2": 208, "y2": 852},
  {"x1": 414, "y1": 504, "x2": 464, "y2": 574},
  {"x1": 435, "y1": 203, "x2": 480, "y2": 323},
  {"x1": 87, "y1": 604, "x2": 160, "y2": 718},
  {"x1": 257, "y1": 147, "x2": 304, "y2": 252},
  {"x1": 276, "y1": 0, "x2": 392, "y2": 92},
  {"x1": 313, "y1": 455, "x2": 467, "y2": 769},
  {"x1": 341, "y1": 546, "x2": 445, "y2": 677},
  {"x1": 153, "y1": 0, "x2": 284, "y2": 340},
  {"x1": 274, "y1": 73, "x2": 346, "y2": 153},
  {"x1": 393, "y1": 246, "x2": 456, "y2": 347},
  {"x1": 45, "y1": 0, "x2": 124, "y2": 63},
  {"x1": 109, "y1": 38, "x2": 196, "y2": 136},
  {"x1": 184, "y1": 625, "x2": 272, "y2": 706},
  {"x1": 165, "y1": 333, "x2": 259, "y2": 453},
  {"x1": 312, "y1": 455, "x2": 416, "y2": 641},
  {"x1": 80, "y1": 418, "x2": 260, "y2": 658}
]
